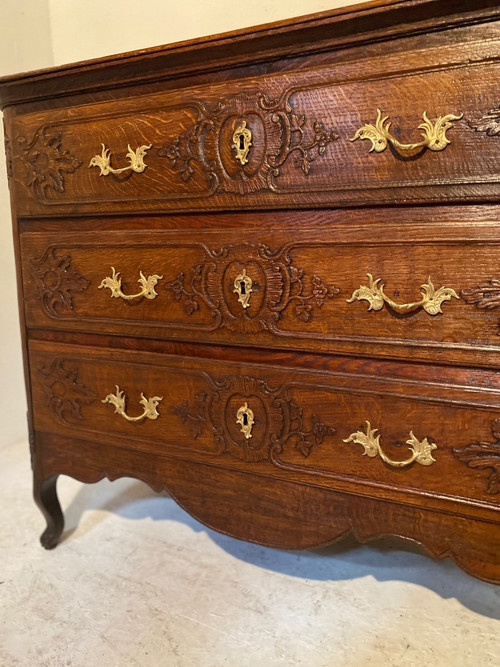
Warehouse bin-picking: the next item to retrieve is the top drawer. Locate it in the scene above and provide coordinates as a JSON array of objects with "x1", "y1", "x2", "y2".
[{"x1": 7, "y1": 43, "x2": 500, "y2": 216}]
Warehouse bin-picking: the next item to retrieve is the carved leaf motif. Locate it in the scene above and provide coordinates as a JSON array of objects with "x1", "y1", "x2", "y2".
[
  {"x1": 17, "y1": 127, "x2": 82, "y2": 198},
  {"x1": 173, "y1": 391, "x2": 208, "y2": 440},
  {"x1": 453, "y1": 421, "x2": 500, "y2": 494},
  {"x1": 461, "y1": 278, "x2": 500, "y2": 310},
  {"x1": 470, "y1": 105, "x2": 500, "y2": 136},
  {"x1": 38, "y1": 359, "x2": 97, "y2": 423},
  {"x1": 165, "y1": 265, "x2": 205, "y2": 315},
  {"x1": 30, "y1": 249, "x2": 90, "y2": 317}
]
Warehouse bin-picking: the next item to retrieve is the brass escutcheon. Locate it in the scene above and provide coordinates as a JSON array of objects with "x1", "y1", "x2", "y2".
[
  {"x1": 232, "y1": 121, "x2": 252, "y2": 165},
  {"x1": 236, "y1": 402, "x2": 255, "y2": 439},
  {"x1": 233, "y1": 268, "x2": 253, "y2": 309}
]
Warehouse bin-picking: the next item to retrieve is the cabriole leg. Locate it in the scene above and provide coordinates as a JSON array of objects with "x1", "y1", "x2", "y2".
[{"x1": 33, "y1": 474, "x2": 64, "y2": 549}]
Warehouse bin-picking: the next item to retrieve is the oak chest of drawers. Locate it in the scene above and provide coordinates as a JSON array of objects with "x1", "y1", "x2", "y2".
[{"x1": 2, "y1": 0, "x2": 500, "y2": 583}]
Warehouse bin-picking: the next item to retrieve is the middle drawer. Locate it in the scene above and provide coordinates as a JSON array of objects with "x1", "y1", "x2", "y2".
[{"x1": 21, "y1": 223, "x2": 500, "y2": 366}]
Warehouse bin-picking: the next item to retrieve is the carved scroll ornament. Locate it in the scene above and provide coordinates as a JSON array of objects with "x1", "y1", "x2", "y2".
[
  {"x1": 165, "y1": 241, "x2": 340, "y2": 333},
  {"x1": 173, "y1": 375, "x2": 336, "y2": 462},
  {"x1": 157, "y1": 91, "x2": 338, "y2": 195}
]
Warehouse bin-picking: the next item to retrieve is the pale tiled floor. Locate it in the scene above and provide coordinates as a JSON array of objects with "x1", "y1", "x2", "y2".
[{"x1": 1, "y1": 437, "x2": 499, "y2": 667}]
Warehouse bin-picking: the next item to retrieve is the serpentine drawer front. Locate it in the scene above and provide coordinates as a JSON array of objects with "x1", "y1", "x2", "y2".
[
  {"x1": 8, "y1": 48, "x2": 500, "y2": 215},
  {"x1": 2, "y1": 0, "x2": 500, "y2": 583},
  {"x1": 28, "y1": 340, "x2": 500, "y2": 512},
  {"x1": 19, "y1": 224, "x2": 500, "y2": 366}
]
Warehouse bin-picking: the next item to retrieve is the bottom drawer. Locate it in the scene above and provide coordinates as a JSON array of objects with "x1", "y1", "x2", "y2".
[{"x1": 29, "y1": 340, "x2": 500, "y2": 520}]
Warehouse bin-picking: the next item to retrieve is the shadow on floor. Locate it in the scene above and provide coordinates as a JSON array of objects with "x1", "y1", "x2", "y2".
[{"x1": 60, "y1": 476, "x2": 500, "y2": 620}]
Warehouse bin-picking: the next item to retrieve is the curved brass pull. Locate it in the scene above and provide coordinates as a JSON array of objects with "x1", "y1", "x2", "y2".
[
  {"x1": 236, "y1": 402, "x2": 254, "y2": 439},
  {"x1": 102, "y1": 385, "x2": 163, "y2": 422},
  {"x1": 347, "y1": 273, "x2": 459, "y2": 315},
  {"x1": 233, "y1": 269, "x2": 253, "y2": 309},
  {"x1": 344, "y1": 421, "x2": 437, "y2": 468},
  {"x1": 350, "y1": 109, "x2": 462, "y2": 154},
  {"x1": 232, "y1": 121, "x2": 252, "y2": 165},
  {"x1": 98, "y1": 267, "x2": 163, "y2": 301},
  {"x1": 89, "y1": 143, "x2": 152, "y2": 175}
]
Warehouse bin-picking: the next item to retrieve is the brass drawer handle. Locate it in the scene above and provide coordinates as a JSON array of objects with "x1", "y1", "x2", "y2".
[
  {"x1": 102, "y1": 385, "x2": 162, "y2": 422},
  {"x1": 344, "y1": 421, "x2": 437, "y2": 469},
  {"x1": 350, "y1": 109, "x2": 462, "y2": 154},
  {"x1": 99, "y1": 267, "x2": 163, "y2": 301},
  {"x1": 89, "y1": 143, "x2": 152, "y2": 175},
  {"x1": 347, "y1": 273, "x2": 459, "y2": 315},
  {"x1": 236, "y1": 402, "x2": 254, "y2": 439},
  {"x1": 233, "y1": 269, "x2": 253, "y2": 309}
]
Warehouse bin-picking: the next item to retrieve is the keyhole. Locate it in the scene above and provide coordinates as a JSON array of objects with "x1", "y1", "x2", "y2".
[
  {"x1": 239, "y1": 135, "x2": 245, "y2": 151},
  {"x1": 240, "y1": 281, "x2": 246, "y2": 295},
  {"x1": 243, "y1": 413, "x2": 248, "y2": 426}
]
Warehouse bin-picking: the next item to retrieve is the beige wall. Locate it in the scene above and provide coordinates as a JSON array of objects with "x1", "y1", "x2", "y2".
[
  {"x1": 0, "y1": 0, "x2": 363, "y2": 447},
  {"x1": 48, "y1": 0, "x2": 362, "y2": 64},
  {"x1": 0, "y1": 1, "x2": 53, "y2": 448}
]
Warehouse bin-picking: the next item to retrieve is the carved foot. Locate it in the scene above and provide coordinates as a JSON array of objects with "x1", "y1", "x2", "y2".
[{"x1": 33, "y1": 474, "x2": 64, "y2": 549}]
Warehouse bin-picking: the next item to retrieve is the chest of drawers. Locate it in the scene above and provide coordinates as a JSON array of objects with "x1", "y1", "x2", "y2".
[{"x1": 2, "y1": 0, "x2": 500, "y2": 583}]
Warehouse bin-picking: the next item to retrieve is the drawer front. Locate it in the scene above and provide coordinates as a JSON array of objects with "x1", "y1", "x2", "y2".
[
  {"x1": 8, "y1": 39, "x2": 500, "y2": 215},
  {"x1": 29, "y1": 340, "x2": 500, "y2": 518},
  {"x1": 20, "y1": 224, "x2": 500, "y2": 366}
]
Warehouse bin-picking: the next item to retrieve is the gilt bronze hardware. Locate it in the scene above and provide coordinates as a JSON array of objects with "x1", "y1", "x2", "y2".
[
  {"x1": 232, "y1": 121, "x2": 252, "y2": 165},
  {"x1": 98, "y1": 267, "x2": 163, "y2": 301},
  {"x1": 236, "y1": 402, "x2": 254, "y2": 439},
  {"x1": 344, "y1": 421, "x2": 437, "y2": 468},
  {"x1": 350, "y1": 109, "x2": 462, "y2": 154},
  {"x1": 89, "y1": 143, "x2": 152, "y2": 175},
  {"x1": 233, "y1": 268, "x2": 253, "y2": 309},
  {"x1": 347, "y1": 273, "x2": 459, "y2": 315},
  {"x1": 102, "y1": 385, "x2": 163, "y2": 422}
]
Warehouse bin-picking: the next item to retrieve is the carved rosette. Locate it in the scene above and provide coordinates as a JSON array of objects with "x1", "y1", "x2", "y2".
[
  {"x1": 158, "y1": 91, "x2": 338, "y2": 195},
  {"x1": 165, "y1": 242, "x2": 340, "y2": 333},
  {"x1": 16, "y1": 127, "x2": 82, "y2": 198},
  {"x1": 173, "y1": 374, "x2": 336, "y2": 463},
  {"x1": 30, "y1": 248, "x2": 90, "y2": 317},
  {"x1": 38, "y1": 359, "x2": 97, "y2": 424},
  {"x1": 453, "y1": 420, "x2": 500, "y2": 494}
]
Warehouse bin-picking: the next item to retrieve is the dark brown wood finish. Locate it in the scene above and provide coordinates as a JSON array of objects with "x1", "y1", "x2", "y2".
[{"x1": 1, "y1": 0, "x2": 500, "y2": 583}]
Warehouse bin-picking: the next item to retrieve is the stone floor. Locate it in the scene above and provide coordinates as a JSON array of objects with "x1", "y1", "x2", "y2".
[{"x1": 1, "y1": 437, "x2": 499, "y2": 667}]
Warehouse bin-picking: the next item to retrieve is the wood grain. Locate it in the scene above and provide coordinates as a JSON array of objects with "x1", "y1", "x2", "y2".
[{"x1": 1, "y1": 0, "x2": 499, "y2": 581}]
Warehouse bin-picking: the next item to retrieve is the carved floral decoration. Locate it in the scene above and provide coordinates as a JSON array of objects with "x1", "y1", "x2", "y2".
[
  {"x1": 38, "y1": 359, "x2": 97, "y2": 424},
  {"x1": 30, "y1": 249, "x2": 90, "y2": 317},
  {"x1": 453, "y1": 420, "x2": 500, "y2": 494},
  {"x1": 16, "y1": 127, "x2": 82, "y2": 198},
  {"x1": 157, "y1": 92, "x2": 338, "y2": 195},
  {"x1": 469, "y1": 105, "x2": 500, "y2": 136}
]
